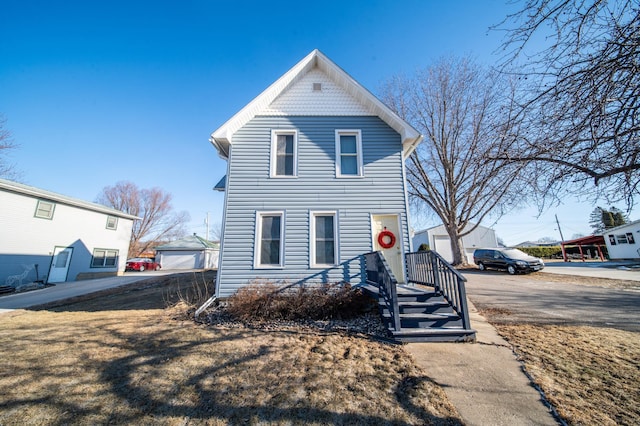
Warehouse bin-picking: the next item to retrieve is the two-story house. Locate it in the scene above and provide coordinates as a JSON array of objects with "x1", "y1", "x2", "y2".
[
  {"x1": 211, "y1": 50, "x2": 422, "y2": 298},
  {"x1": 0, "y1": 178, "x2": 138, "y2": 286}
]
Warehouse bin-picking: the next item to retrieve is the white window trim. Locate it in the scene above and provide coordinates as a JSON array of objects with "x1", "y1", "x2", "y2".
[
  {"x1": 615, "y1": 234, "x2": 629, "y2": 244},
  {"x1": 335, "y1": 129, "x2": 363, "y2": 178},
  {"x1": 91, "y1": 248, "x2": 119, "y2": 268},
  {"x1": 35, "y1": 200, "x2": 55, "y2": 219},
  {"x1": 310, "y1": 211, "x2": 339, "y2": 268},
  {"x1": 270, "y1": 129, "x2": 298, "y2": 178},
  {"x1": 254, "y1": 211, "x2": 285, "y2": 268},
  {"x1": 106, "y1": 215, "x2": 118, "y2": 230}
]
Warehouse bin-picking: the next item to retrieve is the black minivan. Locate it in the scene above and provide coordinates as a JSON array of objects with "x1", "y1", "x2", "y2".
[{"x1": 473, "y1": 248, "x2": 545, "y2": 275}]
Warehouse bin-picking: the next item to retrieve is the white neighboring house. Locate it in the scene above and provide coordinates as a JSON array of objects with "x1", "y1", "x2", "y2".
[
  {"x1": 603, "y1": 220, "x2": 640, "y2": 260},
  {"x1": 413, "y1": 223, "x2": 498, "y2": 264},
  {"x1": 155, "y1": 234, "x2": 220, "y2": 270},
  {"x1": 0, "y1": 178, "x2": 138, "y2": 286}
]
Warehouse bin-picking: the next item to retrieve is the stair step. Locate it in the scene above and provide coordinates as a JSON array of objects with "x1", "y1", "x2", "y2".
[
  {"x1": 396, "y1": 294, "x2": 443, "y2": 303},
  {"x1": 382, "y1": 312, "x2": 463, "y2": 328},
  {"x1": 391, "y1": 327, "x2": 477, "y2": 343},
  {"x1": 393, "y1": 301, "x2": 453, "y2": 314}
]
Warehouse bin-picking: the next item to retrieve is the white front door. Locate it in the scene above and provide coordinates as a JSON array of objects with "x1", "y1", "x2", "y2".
[
  {"x1": 372, "y1": 214, "x2": 404, "y2": 283},
  {"x1": 48, "y1": 247, "x2": 73, "y2": 283}
]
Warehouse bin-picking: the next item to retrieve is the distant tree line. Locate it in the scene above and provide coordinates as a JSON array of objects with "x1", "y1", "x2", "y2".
[{"x1": 589, "y1": 207, "x2": 629, "y2": 234}]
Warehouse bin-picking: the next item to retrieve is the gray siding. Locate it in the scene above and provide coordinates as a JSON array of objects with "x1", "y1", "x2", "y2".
[{"x1": 217, "y1": 116, "x2": 410, "y2": 297}]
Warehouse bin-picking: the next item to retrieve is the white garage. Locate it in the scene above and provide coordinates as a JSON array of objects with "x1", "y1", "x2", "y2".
[
  {"x1": 412, "y1": 223, "x2": 498, "y2": 264},
  {"x1": 155, "y1": 234, "x2": 219, "y2": 270}
]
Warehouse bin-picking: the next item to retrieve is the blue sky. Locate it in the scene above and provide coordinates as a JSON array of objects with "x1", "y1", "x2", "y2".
[{"x1": 0, "y1": 0, "x2": 628, "y2": 245}]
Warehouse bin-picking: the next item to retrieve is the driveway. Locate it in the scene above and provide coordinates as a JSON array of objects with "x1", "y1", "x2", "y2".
[
  {"x1": 462, "y1": 270, "x2": 640, "y2": 332},
  {"x1": 0, "y1": 270, "x2": 180, "y2": 310}
]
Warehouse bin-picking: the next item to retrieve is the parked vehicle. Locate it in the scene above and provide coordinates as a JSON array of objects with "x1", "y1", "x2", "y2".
[
  {"x1": 125, "y1": 258, "x2": 161, "y2": 272},
  {"x1": 473, "y1": 248, "x2": 544, "y2": 275}
]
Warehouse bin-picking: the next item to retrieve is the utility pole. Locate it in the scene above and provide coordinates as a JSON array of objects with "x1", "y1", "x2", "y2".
[
  {"x1": 555, "y1": 214, "x2": 567, "y2": 261},
  {"x1": 205, "y1": 212, "x2": 210, "y2": 241}
]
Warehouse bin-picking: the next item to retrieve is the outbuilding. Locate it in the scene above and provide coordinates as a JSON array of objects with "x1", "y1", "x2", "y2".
[
  {"x1": 155, "y1": 234, "x2": 219, "y2": 270},
  {"x1": 0, "y1": 178, "x2": 138, "y2": 287},
  {"x1": 603, "y1": 220, "x2": 640, "y2": 260},
  {"x1": 413, "y1": 223, "x2": 498, "y2": 264}
]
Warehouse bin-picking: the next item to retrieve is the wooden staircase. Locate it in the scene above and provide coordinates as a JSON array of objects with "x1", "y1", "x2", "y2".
[
  {"x1": 364, "y1": 251, "x2": 476, "y2": 343},
  {"x1": 384, "y1": 285, "x2": 475, "y2": 342}
]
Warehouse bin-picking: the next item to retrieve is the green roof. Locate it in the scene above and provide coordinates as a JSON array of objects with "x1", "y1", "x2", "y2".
[{"x1": 155, "y1": 234, "x2": 219, "y2": 251}]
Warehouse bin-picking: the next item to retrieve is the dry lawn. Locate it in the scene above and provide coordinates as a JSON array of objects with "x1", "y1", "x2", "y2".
[
  {"x1": 0, "y1": 275, "x2": 461, "y2": 425},
  {"x1": 493, "y1": 324, "x2": 640, "y2": 426}
]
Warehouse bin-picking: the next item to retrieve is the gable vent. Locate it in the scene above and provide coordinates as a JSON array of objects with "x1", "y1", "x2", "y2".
[{"x1": 312, "y1": 82, "x2": 322, "y2": 92}]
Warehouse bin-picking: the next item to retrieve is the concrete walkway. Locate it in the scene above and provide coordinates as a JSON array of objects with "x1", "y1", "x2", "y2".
[
  {"x1": 406, "y1": 301, "x2": 558, "y2": 426},
  {"x1": 0, "y1": 271, "x2": 177, "y2": 311}
]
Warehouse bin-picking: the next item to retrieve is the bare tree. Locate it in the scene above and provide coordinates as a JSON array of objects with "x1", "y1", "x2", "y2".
[
  {"x1": 96, "y1": 181, "x2": 190, "y2": 257},
  {"x1": 495, "y1": 0, "x2": 640, "y2": 206},
  {"x1": 0, "y1": 114, "x2": 20, "y2": 180},
  {"x1": 210, "y1": 221, "x2": 223, "y2": 242},
  {"x1": 382, "y1": 57, "x2": 528, "y2": 265}
]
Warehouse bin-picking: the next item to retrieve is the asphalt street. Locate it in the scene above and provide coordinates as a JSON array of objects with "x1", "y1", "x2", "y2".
[{"x1": 462, "y1": 269, "x2": 640, "y2": 332}]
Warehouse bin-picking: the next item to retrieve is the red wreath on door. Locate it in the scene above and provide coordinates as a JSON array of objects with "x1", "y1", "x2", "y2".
[{"x1": 377, "y1": 227, "x2": 396, "y2": 249}]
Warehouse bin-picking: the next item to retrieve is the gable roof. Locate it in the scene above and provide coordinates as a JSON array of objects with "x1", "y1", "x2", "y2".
[
  {"x1": 155, "y1": 234, "x2": 219, "y2": 251},
  {"x1": 210, "y1": 49, "x2": 422, "y2": 160},
  {"x1": 416, "y1": 222, "x2": 494, "y2": 234},
  {"x1": 0, "y1": 178, "x2": 139, "y2": 220},
  {"x1": 599, "y1": 218, "x2": 640, "y2": 234}
]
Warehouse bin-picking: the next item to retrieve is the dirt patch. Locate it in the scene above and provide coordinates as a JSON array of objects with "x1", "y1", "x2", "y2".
[{"x1": 33, "y1": 270, "x2": 217, "y2": 311}]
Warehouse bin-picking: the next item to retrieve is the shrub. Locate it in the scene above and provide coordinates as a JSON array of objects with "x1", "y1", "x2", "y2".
[
  {"x1": 166, "y1": 271, "x2": 215, "y2": 315},
  {"x1": 418, "y1": 243, "x2": 429, "y2": 251},
  {"x1": 226, "y1": 281, "x2": 374, "y2": 322},
  {"x1": 517, "y1": 246, "x2": 563, "y2": 258}
]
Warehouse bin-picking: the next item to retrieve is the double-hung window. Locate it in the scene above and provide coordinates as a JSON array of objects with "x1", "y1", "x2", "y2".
[
  {"x1": 256, "y1": 212, "x2": 284, "y2": 267},
  {"x1": 335, "y1": 130, "x2": 363, "y2": 177},
  {"x1": 271, "y1": 130, "x2": 297, "y2": 177},
  {"x1": 91, "y1": 248, "x2": 118, "y2": 268},
  {"x1": 35, "y1": 200, "x2": 55, "y2": 219},
  {"x1": 311, "y1": 212, "x2": 338, "y2": 267},
  {"x1": 106, "y1": 215, "x2": 118, "y2": 230}
]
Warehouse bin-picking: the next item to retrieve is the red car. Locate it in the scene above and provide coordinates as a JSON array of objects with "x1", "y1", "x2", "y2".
[{"x1": 125, "y1": 258, "x2": 161, "y2": 272}]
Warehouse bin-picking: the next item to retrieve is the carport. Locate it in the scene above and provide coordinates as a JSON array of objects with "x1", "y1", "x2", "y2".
[{"x1": 560, "y1": 235, "x2": 606, "y2": 262}]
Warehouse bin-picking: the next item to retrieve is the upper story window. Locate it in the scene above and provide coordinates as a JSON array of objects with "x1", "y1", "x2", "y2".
[
  {"x1": 35, "y1": 200, "x2": 55, "y2": 219},
  {"x1": 271, "y1": 130, "x2": 298, "y2": 177},
  {"x1": 311, "y1": 212, "x2": 338, "y2": 267},
  {"x1": 255, "y1": 211, "x2": 285, "y2": 268},
  {"x1": 106, "y1": 215, "x2": 118, "y2": 230},
  {"x1": 335, "y1": 130, "x2": 363, "y2": 177}
]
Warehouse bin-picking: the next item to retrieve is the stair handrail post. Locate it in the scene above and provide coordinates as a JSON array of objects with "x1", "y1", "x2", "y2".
[
  {"x1": 456, "y1": 273, "x2": 472, "y2": 330},
  {"x1": 365, "y1": 251, "x2": 401, "y2": 332},
  {"x1": 430, "y1": 251, "x2": 441, "y2": 293},
  {"x1": 379, "y1": 251, "x2": 401, "y2": 332}
]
